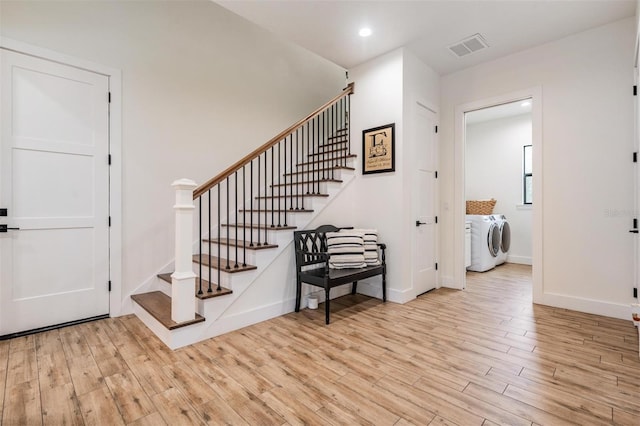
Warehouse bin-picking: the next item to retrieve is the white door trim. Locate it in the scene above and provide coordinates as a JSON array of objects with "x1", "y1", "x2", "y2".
[
  {"x1": 0, "y1": 37, "x2": 124, "y2": 317},
  {"x1": 453, "y1": 86, "x2": 543, "y2": 301}
]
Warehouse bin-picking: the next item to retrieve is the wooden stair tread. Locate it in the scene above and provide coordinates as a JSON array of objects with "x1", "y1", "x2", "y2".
[
  {"x1": 131, "y1": 291, "x2": 205, "y2": 330},
  {"x1": 222, "y1": 223, "x2": 297, "y2": 231},
  {"x1": 297, "y1": 155, "x2": 356, "y2": 167},
  {"x1": 157, "y1": 273, "x2": 233, "y2": 299},
  {"x1": 271, "y1": 179, "x2": 342, "y2": 187},
  {"x1": 255, "y1": 193, "x2": 328, "y2": 199},
  {"x1": 238, "y1": 208, "x2": 313, "y2": 213},
  {"x1": 192, "y1": 254, "x2": 257, "y2": 272},
  {"x1": 200, "y1": 238, "x2": 278, "y2": 250},
  {"x1": 283, "y1": 166, "x2": 354, "y2": 177}
]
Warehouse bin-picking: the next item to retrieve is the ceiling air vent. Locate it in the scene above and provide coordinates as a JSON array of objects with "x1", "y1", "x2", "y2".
[{"x1": 448, "y1": 33, "x2": 489, "y2": 58}]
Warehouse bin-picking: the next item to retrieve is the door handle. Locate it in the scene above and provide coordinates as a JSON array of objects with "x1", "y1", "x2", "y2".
[
  {"x1": 0, "y1": 225, "x2": 19, "y2": 233},
  {"x1": 416, "y1": 220, "x2": 427, "y2": 227},
  {"x1": 630, "y1": 229, "x2": 639, "y2": 233}
]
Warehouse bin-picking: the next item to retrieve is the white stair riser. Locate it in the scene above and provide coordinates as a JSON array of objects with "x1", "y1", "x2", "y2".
[
  {"x1": 240, "y1": 211, "x2": 313, "y2": 227},
  {"x1": 269, "y1": 181, "x2": 331, "y2": 194},
  {"x1": 218, "y1": 227, "x2": 294, "y2": 243}
]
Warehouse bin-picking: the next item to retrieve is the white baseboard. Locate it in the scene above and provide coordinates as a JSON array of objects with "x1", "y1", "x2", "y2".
[
  {"x1": 506, "y1": 255, "x2": 532, "y2": 265},
  {"x1": 537, "y1": 292, "x2": 632, "y2": 321}
]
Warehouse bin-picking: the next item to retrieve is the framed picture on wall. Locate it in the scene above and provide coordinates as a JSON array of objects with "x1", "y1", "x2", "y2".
[{"x1": 362, "y1": 123, "x2": 395, "y2": 174}]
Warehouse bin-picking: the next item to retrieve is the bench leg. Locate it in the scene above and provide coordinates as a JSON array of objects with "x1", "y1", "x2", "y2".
[
  {"x1": 382, "y1": 268, "x2": 387, "y2": 302},
  {"x1": 295, "y1": 277, "x2": 302, "y2": 312},
  {"x1": 325, "y1": 288, "x2": 330, "y2": 325},
  {"x1": 351, "y1": 281, "x2": 358, "y2": 295}
]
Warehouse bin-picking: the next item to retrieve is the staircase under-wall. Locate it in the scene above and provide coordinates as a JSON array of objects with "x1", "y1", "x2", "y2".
[{"x1": 131, "y1": 84, "x2": 355, "y2": 349}]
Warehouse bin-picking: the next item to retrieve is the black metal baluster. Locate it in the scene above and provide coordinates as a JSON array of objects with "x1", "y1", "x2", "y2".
[
  {"x1": 292, "y1": 129, "x2": 304, "y2": 210},
  {"x1": 284, "y1": 136, "x2": 288, "y2": 225},
  {"x1": 234, "y1": 171, "x2": 239, "y2": 268},
  {"x1": 322, "y1": 110, "x2": 327, "y2": 180},
  {"x1": 217, "y1": 186, "x2": 221, "y2": 291},
  {"x1": 332, "y1": 103, "x2": 336, "y2": 179},
  {"x1": 301, "y1": 125, "x2": 305, "y2": 210},
  {"x1": 264, "y1": 151, "x2": 268, "y2": 244},
  {"x1": 313, "y1": 115, "x2": 324, "y2": 194},
  {"x1": 250, "y1": 161, "x2": 254, "y2": 247},
  {"x1": 207, "y1": 190, "x2": 211, "y2": 293},
  {"x1": 257, "y1": 156, "x2": 261, "y2": 246},
  {"x1": 198, "y1": 197, "x2": 203, "y2": 295},
  {"x1": 312, "y1": 117, "x2": 317, "y2": 194},
  {"x1": 226, "y1": 178, "x2": 230, "y2": 269},
  {"x1": 343, "y1": 97, "x2": 348, "y2": 167},
  {"x1": 242, "y1": 166, "x2": 246, "y2": 266},
  {"x1": 270, "y1": 146, "x2": 275, "y2": 228},
  {"x1": 340, "y1": 98, "x2": 345, "y2": 167},
  {"x1": 305, "y1": 122, "x2": 316, "y2": 194},
  {"x1": 348, "y1": 93, "x2": 351, "y2": 156},
  {"x1": 278, "y1": 142, "x2": 282, "y2": 226}
]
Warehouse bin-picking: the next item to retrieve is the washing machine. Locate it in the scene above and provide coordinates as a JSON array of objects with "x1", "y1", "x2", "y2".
[
  {"x1": 491, "y1": 214, "x2": 511, "y2": 265},
  {"x1": 466, "y1": 215, "x2": 500, "y2": 272}
]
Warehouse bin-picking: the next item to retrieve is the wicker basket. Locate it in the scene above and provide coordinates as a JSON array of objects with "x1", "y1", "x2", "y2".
[{"x1": 466, "y1": 199, "x2": 496, "y2": 215}]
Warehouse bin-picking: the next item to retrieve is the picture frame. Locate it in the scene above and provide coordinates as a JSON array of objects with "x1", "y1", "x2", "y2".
[{"x1": 362, "y1": 123, "x2": 395, "y2": 175}]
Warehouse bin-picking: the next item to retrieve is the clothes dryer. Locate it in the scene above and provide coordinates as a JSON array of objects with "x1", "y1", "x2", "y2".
[
  {"x1": 491, "y1": 214, "x2": 511, "y2": 265},
  {"x1": 466, "y1": 215, "x2": 500, "y2": 272}
]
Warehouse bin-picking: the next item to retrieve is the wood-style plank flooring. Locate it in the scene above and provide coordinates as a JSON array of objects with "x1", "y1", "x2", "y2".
[{"x1": 2, "y1": 263, "x2": 639, "y2": 425}]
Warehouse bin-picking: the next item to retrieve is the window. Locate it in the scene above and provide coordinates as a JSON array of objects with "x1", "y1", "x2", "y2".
[{"x1": 523, "y1": 145, "x2": 532, "y2": 204}]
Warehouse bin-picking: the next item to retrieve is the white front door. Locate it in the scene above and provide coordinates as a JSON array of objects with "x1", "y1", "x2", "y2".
[
  {"x1": 0, "y1": 49, "x2": 110, "y2": 335},
  {"x1": 413, "y1": 103, "x2": 437, "y2": 295}
]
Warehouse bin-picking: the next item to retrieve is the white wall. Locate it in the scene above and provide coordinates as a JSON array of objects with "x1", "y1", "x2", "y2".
[
  {"x1": 466, "y1": 113, "x2": 533, "y2": 264},
  {"x1": 0, "y1": 0, "x2": 345, "y2": 313},
  {"x1": 345, "y1": 48, "x2": 440, "y2": 303},
  {"x1": 440, "y1": 17, "x2": 635, "y2": 319}
]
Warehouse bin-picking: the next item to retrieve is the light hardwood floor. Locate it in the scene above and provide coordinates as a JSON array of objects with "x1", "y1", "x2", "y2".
[{"x1": 1, "y1": 263, "x2": 639, "y2": 425}]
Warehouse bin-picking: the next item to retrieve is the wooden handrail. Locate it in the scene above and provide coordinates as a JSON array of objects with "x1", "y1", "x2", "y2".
[{"x1": 193, "y1": 82, "x2": 354, "y2": 199}]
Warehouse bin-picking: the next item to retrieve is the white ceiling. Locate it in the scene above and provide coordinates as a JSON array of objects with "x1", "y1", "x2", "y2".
[{"x1": 216, "y1": 0, "x2": 636, "y2": 75}]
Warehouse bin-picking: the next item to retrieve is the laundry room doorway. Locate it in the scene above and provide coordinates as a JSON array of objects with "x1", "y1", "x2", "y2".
[{"x1": 453, "y1": 88, "x2": 542, "y2": 296}]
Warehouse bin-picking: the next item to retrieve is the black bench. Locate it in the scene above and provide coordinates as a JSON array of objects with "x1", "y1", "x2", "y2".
[{"x1": 293, "y1": 225, "x2": 387, "y2": 324}]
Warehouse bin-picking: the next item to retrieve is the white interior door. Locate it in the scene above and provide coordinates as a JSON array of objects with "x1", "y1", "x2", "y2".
[
  {"x1": 413, "y1": 103, "x2": 437, "y2": 295},
  {"x1": 0, "y1": 49, "x2": 110, "y2": 335}
]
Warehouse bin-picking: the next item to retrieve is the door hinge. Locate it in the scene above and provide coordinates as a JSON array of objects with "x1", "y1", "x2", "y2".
[
  {"x1": 108, "y1": 154, "x2": 111, "y2": 165},
  {"x1": 435, "y1": 216, "x2": 438, "y2": 224},
  {"x1": 108, "y1": 92, "x2": 111, "y2": 103},
  {"x1": 634, "y1": 287, "x2": 638, "y2": 298},
  {"x1": 634, "y1": 152, "x2": 637, "y2": 163},
  {"x1": 435, "y1": 262, "x2": 438, "y2": 271},
  {"x1": 108, "y1": 281, "x2": 112, "y2": 292},
  {"x1": 435, "y1": 171, "x2": 438, "y2": 179},
  {"x1": 634, "y1": 85, "x2": 637, "y2": 96},
  {"x1": 434, "y1": 125, "x2": 438, "y2": 133},
  {"x1": 108, "y1": 216, "x2": 111, "y2": 227}
]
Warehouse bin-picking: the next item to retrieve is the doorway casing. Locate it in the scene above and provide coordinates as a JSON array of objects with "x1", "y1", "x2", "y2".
[{"x1": 453, "y1": 87, "x2": 542, "y2": 299}]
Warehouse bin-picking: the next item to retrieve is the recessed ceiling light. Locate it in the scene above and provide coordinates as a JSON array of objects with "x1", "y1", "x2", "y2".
[
  {"x1": 359, "y1": 28, "x2": 372, "y2": 37},
  {"x1": 521, "y1": 101, "x2": 531, "y2": 107}
]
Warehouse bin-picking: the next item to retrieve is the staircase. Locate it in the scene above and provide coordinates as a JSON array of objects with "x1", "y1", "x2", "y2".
[{"x1": 131, "y1": 84, "x2": 355, "y2": 349}]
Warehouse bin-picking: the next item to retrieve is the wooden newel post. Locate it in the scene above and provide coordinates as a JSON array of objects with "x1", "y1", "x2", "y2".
[{"x1": 171, "y1": 179, "x2": 197, "y2": 323}]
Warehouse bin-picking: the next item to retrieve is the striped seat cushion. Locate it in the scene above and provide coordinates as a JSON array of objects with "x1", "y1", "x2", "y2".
[
  {"x1": 326, "y1": 231, "x2": 366, "y2": 269},
  {"x1": 345, "y1": 229, "x2": 380, "y2": 266}
]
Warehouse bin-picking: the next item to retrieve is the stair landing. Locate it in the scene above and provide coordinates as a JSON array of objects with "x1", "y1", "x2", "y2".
[{"x1": 131, "y1": 291, "x2": 205, "y2": 330}]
